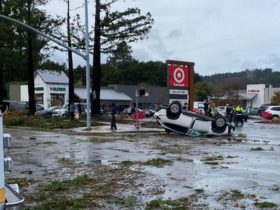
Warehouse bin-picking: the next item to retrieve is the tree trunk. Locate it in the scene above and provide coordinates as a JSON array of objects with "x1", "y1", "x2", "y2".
[
  {"x1": 0, "y1": 0, "x2": 4, "y2": 105},
  {"x1": 27, "y1": 0, "x2": 36, "y2": 115},
  {"x1": 67, "y1": 0, "x2": 74, "y2": 107},
  {"x1": 92, "y1": 0, "x2": 101, "y2": 115},
  {"x1": 0, "y1": 63, "x2": 4, "y2": 104}
]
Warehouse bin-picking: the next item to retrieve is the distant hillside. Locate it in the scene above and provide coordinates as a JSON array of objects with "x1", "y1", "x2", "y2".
[{"x1": 202, "y1": 69, "x2": 280, "y2": 90}]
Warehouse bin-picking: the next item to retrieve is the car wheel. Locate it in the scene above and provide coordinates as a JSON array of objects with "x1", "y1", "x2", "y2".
[
  {"x1": 212, "y1": 115, "x2": 227, "y2": 133},
  {"x1": 0, "y1": 104, "x2": 8, "y2": 113},
  {"x1": 166, "y1": 101, "x2": 182, "y2": 120},
  {"x1": 272, "y1": 115, "x2": 279, "y2": 120}
]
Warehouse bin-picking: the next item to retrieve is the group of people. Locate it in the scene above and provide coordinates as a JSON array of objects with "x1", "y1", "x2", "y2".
[
  {"x1": 202, "y1": 99, "x2": 244, "y2": 123},
  {"x1": 203, "y1": 99, "x2": 218, "y2": 118}
]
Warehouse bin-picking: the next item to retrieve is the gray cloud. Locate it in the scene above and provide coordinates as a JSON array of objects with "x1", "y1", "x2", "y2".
[{"x1": 44, "y1": 0, "x2": 280, "y2": 75}]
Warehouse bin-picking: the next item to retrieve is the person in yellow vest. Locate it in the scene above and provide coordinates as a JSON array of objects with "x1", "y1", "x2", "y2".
[
  {"x1": 235, "y1": 105, "x2": 243, "y2": 113},
  {"x1": 234, "y1": 105, "x2": 244, "y2": 126}
]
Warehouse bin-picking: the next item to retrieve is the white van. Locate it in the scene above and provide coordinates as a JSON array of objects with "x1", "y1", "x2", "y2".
[{"x1": 193, "y1": 101, "x2": 205, "y2": 114}]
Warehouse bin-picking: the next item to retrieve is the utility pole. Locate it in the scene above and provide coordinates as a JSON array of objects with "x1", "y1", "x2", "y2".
[
  {"x1": 0, "y1": 111, "x2": 4, "y2": 210},
  {"x1": 85, "y1": 0, "x2": 91, "y2": 129}
]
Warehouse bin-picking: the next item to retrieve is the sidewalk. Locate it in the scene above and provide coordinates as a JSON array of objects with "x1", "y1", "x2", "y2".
[{"x1": 72, "y1": 121, "x2": 164, "y2": 134}]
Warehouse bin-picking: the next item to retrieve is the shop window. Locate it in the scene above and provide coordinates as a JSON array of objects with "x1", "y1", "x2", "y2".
[
  {"x1": 51, "y1": 94, "x2": 65, "y2": 106},
  {"x1": 35, "y1": 94, "x2": 44, "y2": 105}
]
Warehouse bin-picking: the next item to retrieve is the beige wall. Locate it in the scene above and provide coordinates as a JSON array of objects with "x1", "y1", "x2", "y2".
[
  {"x1": 265, "y1": 87, "x2": 280, "y2": 104},
  {"x1": 9, "y1": 84, "x2": 21, "y2": 101}
]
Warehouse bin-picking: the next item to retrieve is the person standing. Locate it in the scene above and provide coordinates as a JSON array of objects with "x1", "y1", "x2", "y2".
[
  {"x1": 182, "y1": 102, "x2": 188, "y2": 111},
  {"x1": 203, "y1": 99, "x2": 209, "y2": 115},
  {"x1": 111, "y1": 103, "x2": 117, "y2": 130},
  {"x1": 77, "y1": 102, "x2": 82, "y2": 119},
  {"x1": 69, "y1": 101, "x2": 76, "y2": 121},
  {"x1": 225, "y1": 104, "x2": 233, "y2": 122}
]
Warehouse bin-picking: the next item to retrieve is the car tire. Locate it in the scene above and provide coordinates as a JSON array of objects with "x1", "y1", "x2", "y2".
[
  {"x1": 166, "y1": 101, "x2": 182, "y2": 120},
  {"x1": 272, "y1": 115, "x2": 279, "y2": 120},
  {"x1": 212, "y1": 115, "x2": 227, "y2": 133},
  {"x1": 0, "y1": 104, "x2": 8, "y2": 113}
]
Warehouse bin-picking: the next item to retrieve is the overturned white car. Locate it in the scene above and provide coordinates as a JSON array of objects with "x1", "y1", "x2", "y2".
[{"x1": 154, "y1": 101, "x2": 234, "y2": 136}]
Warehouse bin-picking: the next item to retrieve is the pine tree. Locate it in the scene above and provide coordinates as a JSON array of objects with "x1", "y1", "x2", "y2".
[{"x1": 92, "y1": 0, "x2": 154, "y2": 114}]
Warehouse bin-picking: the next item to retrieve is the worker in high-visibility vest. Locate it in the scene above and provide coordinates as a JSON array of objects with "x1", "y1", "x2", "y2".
[
  {"x1": 0, "y1": 111, "x2": 5, "y2": 209},
  {"x1": 235, "y1": 105, "x2": 243, "y2": 113}
]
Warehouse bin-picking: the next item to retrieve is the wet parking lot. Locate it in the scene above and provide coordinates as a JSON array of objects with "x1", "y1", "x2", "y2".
[{"x1": 5, "y1": 118, "x2": 280, "y2": 209}]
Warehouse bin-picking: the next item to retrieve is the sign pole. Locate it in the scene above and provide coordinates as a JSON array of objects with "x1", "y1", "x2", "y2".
[
  {"x1": 84, "y1": 0, "x2": 91, "y2": 129},
  {"x1": 0, "y1": 111, "x2": 5, "y2": 209},
  {"x1": 135, "y1": 89, "x2": 139, "y2": 129}
]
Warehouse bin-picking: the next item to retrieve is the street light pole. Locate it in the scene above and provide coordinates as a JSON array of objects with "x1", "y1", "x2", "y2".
[{"x1": 84, "y1": 0, "x2": 91, "y2": 129}]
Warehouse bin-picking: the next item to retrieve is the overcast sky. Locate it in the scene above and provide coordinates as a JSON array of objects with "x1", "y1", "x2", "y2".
[{"x1": 45, "y1": 0, "x2": 280, "y2": 76}]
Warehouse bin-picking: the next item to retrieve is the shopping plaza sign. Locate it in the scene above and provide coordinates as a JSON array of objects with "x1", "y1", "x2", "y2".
[
  {"x1": 169, "y1": 65, "x2": 189, "y2": 88},
  {"x1": 167, "y1": 60, "x2": 195, "y2": 111}
]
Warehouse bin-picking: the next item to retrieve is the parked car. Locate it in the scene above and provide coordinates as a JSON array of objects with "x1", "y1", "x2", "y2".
[
  {"x1": 144, "y1": 109, "x2": 156, "y2": 118},
  {"x1": 258, "y1": 104, "x2": 271, "y2": 116},
  {"x1": 131, "y1": 108, "x2": 145, "y2": 119},
  {"x1": 35, "y1": 106, "x2": 58, "y2": 118},
  {"x1": 52, "y1": 103, "x2": 87, "y2": 117},
  {"x1": 3, "y1": 100, "x2": 44, "y2": 112},
  {"x1": 52, "y1": 104, "x2": 69, "y2": 117},
  {"x1": 262, "y1": 105, "x2": 280, "y2": 119},
  {"x1": 248, "y1": 107, "x2": 260, "y2": 115},
  {"x1": 193, "y1": 101, "x2": 205, "y2": 114}
]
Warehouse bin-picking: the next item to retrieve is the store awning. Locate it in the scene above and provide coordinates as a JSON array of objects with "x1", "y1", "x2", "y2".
[
  {"x1": 238, "y1": 93, "x2": 257, "y2": 100},
  {"x1": 74, "y1": 87, "x2": 132, "y2": 101}
]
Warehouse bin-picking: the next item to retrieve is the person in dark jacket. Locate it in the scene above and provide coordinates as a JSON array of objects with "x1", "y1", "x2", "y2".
[
  {"x1": 203, "y1": 99, "x2": 209, "y2": 115},
  {"x1": 111, "y1": 103, "x2": 117, "y2": 130},
  {"x1": 69, "y1": 101, "x2": 76, "y2": 121}
]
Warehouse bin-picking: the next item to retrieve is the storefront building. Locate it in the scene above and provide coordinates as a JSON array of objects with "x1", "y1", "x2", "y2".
[
  {"x1": 34, "y1": 70, "x2": 69, "y2": 109},
  {"x1": 16, "y1": 70, "x2": 69, "y2": 109},
  {"x1": 239, "y1": 84, "x2": 280, "y2": 108}
]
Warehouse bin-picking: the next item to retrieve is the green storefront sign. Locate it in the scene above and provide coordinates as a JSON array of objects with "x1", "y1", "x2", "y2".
[
  {"x1": 50, "y1": 87, "x2": 66, "y2": 92},
  {"x1": 35, "y1": 87, "x2": 44, "y2": 91}
]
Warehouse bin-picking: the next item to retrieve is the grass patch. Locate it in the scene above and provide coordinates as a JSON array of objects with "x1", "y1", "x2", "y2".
[
  {"x1": 230, "y1": 190, "x2": 245, "y2": 200},
  {"x1": 255, "y1": 201, "x2": 277, "y2": 208},
  {"x1": 143, "y1": 158, "x2": 173, "y2": 168},
  {"x1": 204, "y1": 161, "x2": 219, "y2": 165},
  {"x1": 272, "y1": 185, "x2": 280, "y2": 192},
  {"x1": 202, "y1": 155, "x2": 224, "y2": 162},
  {"x1": 226, "y1": 155, "x2": 238, "y2": 158},
  {"x1": 219, "y1": 190, "x2": 256, "y2": 202},
  {"x1": 121, "y1": 158, "x2": 173, "y2": 168},
  {"x1": 4, "y1": 114, "x2": 86, "y2": 129},
  {"x1": 195, "y1": 188, "x2": 204, "y2": 194},
  {"x1": 201, "y1": 155, "x2": 223, "y2": 165},
  {"x1": 111, "y1": 195, "x2": 137, "y2": 209},
  {"x1": 26, "y1": 174, "x2": 92, "y2": 209},
  {"x1": 251, "y1": 147, "x2": 264, "y2": 151},
  {"x1": 59, "y1": 157, "x2": 75, "y2": 165},
  {"x1": 145, "y1": 198, "x2": 190, "y2": 210},
  {"x1": 237, "y1": 133, "x2": 247, "y2": 138},
  {"x1": 121, "y1": 160, "x2": 135, "y2": 167},
  {"x1": 25, "y1": 197, "x2": 88, "y2": 210},
  {"x1": 6, "y1": 177, "x2": 34, "y2": 188},
  {"x1": 39, "y1": 174, "x2": 90, "y2": 194}
]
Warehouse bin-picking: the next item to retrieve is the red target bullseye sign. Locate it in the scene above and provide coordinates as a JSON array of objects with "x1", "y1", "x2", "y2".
[{"x1": 169, "y1": 65, "x2": 189, "y2": 88}]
